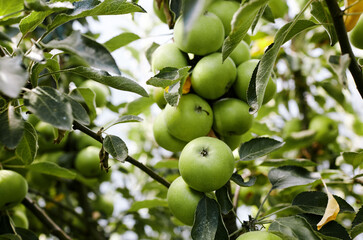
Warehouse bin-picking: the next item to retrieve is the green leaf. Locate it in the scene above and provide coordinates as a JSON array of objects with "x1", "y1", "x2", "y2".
[
  {"x1": 0, "y1": 235, "x2": 22, "y2": 240},
  {"x1": 215, "y1": 186, "x2": 233, "y2": 215},
  {"x1": 222, "y1": 0, "x2": 269, "y2": 61},
  {"x1": 128, "y1": 199, "x2": 168, "y2": 212},
  {"x1": 353, "y1": 206, "x2": 363, "y2": 228},
  {"x1": 328, "y1": 55, "x2": 350, "y2": 87},
  {"x1": 268, "y1": 166, "x2": 320, "y2": 190},
  {"x1": 66, "y1": 66, "x2": 148, "y2": 97},
  {"x1": 103, "y1": 32, "x2": 140, "y2": 52},
  {"x1": 121, "y1": 97, "x2": 154, "y2": 116},
  {"x1": 25, "y1": 0, "x2": 74, "y2": 11},
  {"x1": 23, "y1": 86, "x2": 73, "y2": 130},
  {"x1": 318, "y1": 79, "x2": 346, "y2": 106},
  {"x1": 70, "y1": 87, "x2": 97, "y2": 121},
  {"x1": 0, "y1": 215, "x2": 15, "y2": 235},
  {"x1": 238, "y1": 137, "x2": 284, "y2": 161},
  {"x1": 269, "y1": 215, "x2": 320, "y2": 240},
  {"x1": 310, "y1": 1, "x2": 338, "y2": 46},
  {"x1": 14, "y1": 228, "x2": 38, "y2": 240},
  {"x1": 64, "y1": 95, "x2": 90, "y2": 126},
  {"x1": 145, "y1": 42, "x2": 159, "y2": 65},
  {"x1": 342, "y1": 151, "x2": 363, "y2": 169},
  {"x1": 147, "y1": 67, "x2": 190, "y2": 88},
  {"x1": 28, "y1": 161, "x2": 77, "y2": 179},
  {"x1": 230, "y1": 173, "x2": 256, "y2": 187},
  {"x1": 0, "y1": 105, "x2": 24, "y2": 149},
  {"x1": 103, "y1": 135, "x2": 128, "y2": 162},
  {"x1": 42, "y1": 31, "x2": 120, "y2": 75},
  {"x1": 300, "y1": 214, "x2": 351, "y2": 240},
  {"x1": 292, "y1": 191, "x2": 355, "y2": 215},
  {"x1": 0, "y1": 56, "x2": 28, "y2": 98},
  {"x1": 351, "y1": 223, "x2": 363, "y2": 239},
  {"x1": 191, "y1": 196, "x2": 220, "y2": 240},
  {"x1": 19, "y1": 11, "x2": 50, "y2": 36},
  {"x1": 0, "y1": 0, "x2": 23, "y2": 20},
  {"x1": 30, "y1": 58, "x2": 60, "y2": 87},
  {"x1": 261, "y1": 159, "x2": 317, "y2": 167},
  {"x1": 45, "y1": 0, "x2": 145, "y2": 36},
  {"x1": 247, "y1": 20, "x2": 317, "y2": 113},
  {"x1": 153, "y1": 159, "x2": 179, "y2": 169},
  {"x1": 106, "y1": 115, "x2": 143, "y2": 129},
  {"x1": 15, "y1": 122, "x2": 38, "y2": 165}
]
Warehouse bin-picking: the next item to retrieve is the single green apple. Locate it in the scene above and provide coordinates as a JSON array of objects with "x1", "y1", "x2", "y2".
[
  {"x1": 174, "y1": 13, "x2": 224, "y2": 55},
  {"x1": 74, "y1": 146, "x2": 102, "y2": 178},
  {"x1": 153, "y1": 110, "x2": 188, "y2": 152},
  {"x1": 350, "y1": 16, "x2": 363, "y2": 49},
  {"x1": 167, "y1": 176, "x2": 204, "y2": 225},
  {"x1": 212, "y1": 98, "x2": 254, "y2": 136},
  {"x1": 79, "y1": 80, "x2": 110, "y2": 107},
  {"x1": 11, "y1": 204, "x2": 29, "y2": 229},
  {"x1": 219, "y1": 134, "x2": 244, "y2": 151},
  {"x1": 309, "y1": 115, "x2": 339, "y2": 144},
  {"x1": 191, "y1": 52, "x2": 237, "y2": 100},
  {"x1": 207, "y1": 0, "x2": 240, "y2": 36},
  {"x1": 179, "y1": 137, "x2": 235, "y2": 192},
  {"x1": 151, "y1": 42, "x2": 188, "y2": 73},
  {"x1": 233, "y1": 59, "x2": 276, "y2": 104},
  {"x1": 0, "y1": 170, "x2": 28, "y2": 210},
  {"x1": 93, "y1": 196, "x2": 114, "y2": 217},
  {"x1": 164, "y1": 94, "x2": 213, "y2": 142}
]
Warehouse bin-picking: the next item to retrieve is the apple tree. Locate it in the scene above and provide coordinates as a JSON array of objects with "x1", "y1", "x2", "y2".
[{"x1": 1, "y1": 0, "x2": 363, "y2": 239}]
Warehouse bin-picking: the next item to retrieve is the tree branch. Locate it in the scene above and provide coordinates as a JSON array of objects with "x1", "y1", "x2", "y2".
[
  {"x1": 22, "y1": 196, "x2": 72, "y2": 240},
  {"x1": 72, "y1": 120, "x2": 170, "y2": 188},
  {"x1": 325, "y1": 0, "x2": 363, "y2": 99}
]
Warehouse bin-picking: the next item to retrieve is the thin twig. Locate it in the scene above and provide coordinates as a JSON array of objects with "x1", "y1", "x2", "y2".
[
  {"x1": 22, "y1": 196, "x2": 72, "y2": 240},
  {"x1": 325, "y1": 0, "x2": 363, "y2": 99}
]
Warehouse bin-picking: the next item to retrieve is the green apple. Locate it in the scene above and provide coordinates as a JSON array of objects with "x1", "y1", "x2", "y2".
[
  {"x1": 164, "y1": 94, "x2": 213, "y2": 142},
  {"x1": 191, "y1": 52, "x2": 237, "y2": 100},
  {"x1": 350, "y1": 16, "x2": 363, "y2": 49},
  {"x1": 219, "y1": 134, "x2": 244, "y2": 151},
  {"x1": 93, "y1": 196, "x2": 114, "y2": 217},
  {"x1": 79, "y1": 80, "x2": 110, "y2": 107},
  {"x1": 11, "y1": 204, "x2": 28, "y2": 229},
  {"x1": 151, "y1": 42, "x2": 188, "y2": 73},
  {"x1": 153, "y1": 110, "x2": 188, "y2": 152},
  {"x1": 179, "y1": 137, "x2": 235, "y2": 192},
  {"x1": 207, "y1": 0, "x2": 240, "y2": 36},
  {"x1": 152, "y1": 87, "x2": 167, "y2": 109},
  {"x1": 268, "y1": 0, "x2": 288, "y2": 19},
  {"x1": 212, "y1": 98, "x2": 254, "y2": 136},
  {"x1": 0, "y1": 170, "x2": 28, "y2": 210},
  {"x1": 237, "y1": 231, "x2": 282, "y2": 240},
  {"x1": 167, "y1": 176, "x2": 204, "y2": 225},
  {"x1": 153, "y1": 0, "x2": 166, "y2": 23},
  {"x1": 174, "y1": 13, "x2": 224, "y2": 55},
  {"x1": 233, "y1": 59, "x2": 276, "y2": 104},
  {"x1": 309, "y1": 115, "x2": 339, "y2": 144},
  {"x1": 76, "y1": 132, "x2": 102, "y2": 150},
  {"x1": 229, "y1": 41, "x2": 251, "y2": 66},
  {"x1": 74, "y1": 146, "x2": 102, "y2": 178},
  {"x1": 36, "y1": 121, "x2": 67, "y2": 152}
]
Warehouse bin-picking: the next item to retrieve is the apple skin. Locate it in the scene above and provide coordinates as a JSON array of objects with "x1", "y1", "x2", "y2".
[
  {"x1": 219, "y1": 134, "x2": 244, "y2": 151},
  {"x1": 350, "y1": 16, "x2": 363, "y2": 49},
  {"x1": 191, "y1": 53, "x2": 237, "y2": 100},
  {"x1": 233, "y1": 59, "x2": 276, "y2": 104},
  {"x1": 174, "y1": 13, "x2": 224, "y2": 56},
  {"x1": 151, "y1": 42, "x2": 188, "y2": 73},
  {"x1": 212, "y1": 98, "x2": 254, "y2": 136},
  {"x1": 167, "y1": 176, "x2": 204, "y2": 226},
  {"x1": 11, "y1": 204, "x2": 29, "y2": 229},
  {"x1": 152, "y1": 87, "x2": 167, "y2": 109},
  {"x1": 164, "y1": 94, "x2": 213, "y2": 142},
  {"x1": 179, "y1": 137, "x2": 235, "y2": 192},
  {"x1": 79, "y1": 80, "x2": 110, "y2": 107},
  {"x1": 237, "y1": 231, "x2": 282, "y2": 240},
  {"x1": 309, "y1": 115, "x2": 339, "y2": 144},
  {"x1": 74, "y1": 146, "x2": 102, "y2": 178},
  {"x1": 0, "y1": 170, "x2": 28, "y2": 210},
  {"x1": 153, "y1": 110, "x2": 188, "y2": 152},
  {"x1": 207, "y1": 0, "x2": 240, "y2": 36},
  {"x1": 93, "y1": 196, "x2": 114, "y2": 217},
  {"x1": 229, "y1": 41, "x2": 251, "y2": 66}
]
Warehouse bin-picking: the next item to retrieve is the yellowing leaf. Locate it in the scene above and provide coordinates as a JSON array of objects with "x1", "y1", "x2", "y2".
[
  {"x1": 344, "y1": 0, "x2": 363, "y2": 32},
  {"x1": 317, "y1": 180, "x2": 340, "y2": 230}
]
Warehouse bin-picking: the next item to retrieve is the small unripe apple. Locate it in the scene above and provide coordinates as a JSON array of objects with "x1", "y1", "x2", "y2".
[
  {"x1": 207, "y1": 0, "x2": 240, "y2": 36},
  {"x1": 0, "y1": 170, "x2": 28, "y2": 210},
  {"x1": 309, "y1": 115, "x2": 338, "y2": 144},
  {"x1": 151, "y1": 42, "x2": 188, "y2": 73},
  {"x1": 229, "y1": 41, "x2": 251, "y2": 66},
  {"x1": 74, "y1": 146, "x2": 102, "y2": 178},
  {"x1": 79, "y1": 80, "x2": 110, "y2": 107}
]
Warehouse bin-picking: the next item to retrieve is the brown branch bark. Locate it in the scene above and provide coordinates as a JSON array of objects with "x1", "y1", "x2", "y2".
[
  {"x1": 325, "y1": 0, "x2": 363, "y2": 99},
  {"x1": 22, "y1": 196, "x2": 72, "y2": 240}
]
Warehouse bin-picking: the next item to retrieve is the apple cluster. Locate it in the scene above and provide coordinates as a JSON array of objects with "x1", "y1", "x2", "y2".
[{"x1": 150, "y1": 1, "x2": 277, "y2": 225}]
